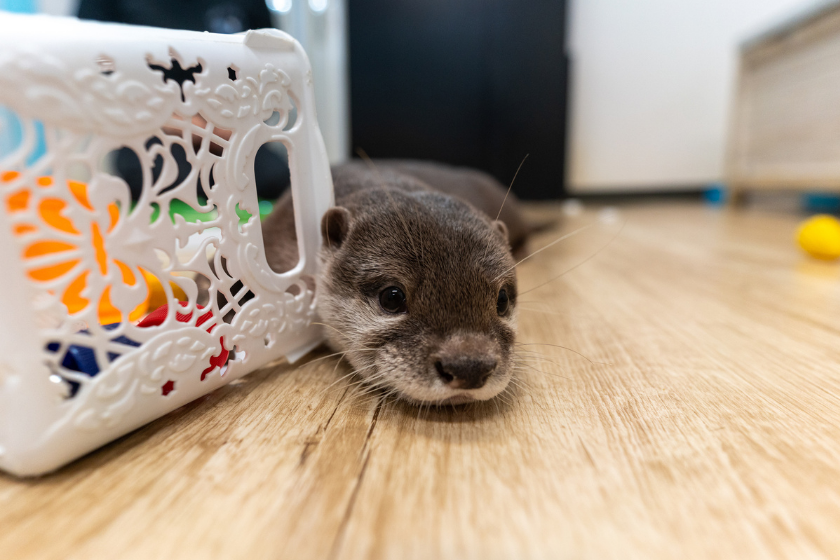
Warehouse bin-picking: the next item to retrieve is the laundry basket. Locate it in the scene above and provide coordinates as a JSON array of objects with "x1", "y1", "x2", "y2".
[{"x1": 0, "y1": 12, "x2": 333, "y2": 476}]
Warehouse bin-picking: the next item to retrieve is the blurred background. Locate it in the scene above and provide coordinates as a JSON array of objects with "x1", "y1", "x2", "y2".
[{"x1": 0, "y1": 0, "x2": 835, "y2": 202}]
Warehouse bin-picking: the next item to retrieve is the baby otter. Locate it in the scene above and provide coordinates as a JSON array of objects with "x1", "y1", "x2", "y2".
[{"x1": 262, "y1": 161, "x2": 532, "y2": 405}]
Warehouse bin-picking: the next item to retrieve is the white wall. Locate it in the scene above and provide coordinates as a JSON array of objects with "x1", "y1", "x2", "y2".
[{"x1": 568, "y1": 0, "x2": 820, "y2": 192}]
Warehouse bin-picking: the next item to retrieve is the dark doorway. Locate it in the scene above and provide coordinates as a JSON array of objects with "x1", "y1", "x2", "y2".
[{"x1": 348, "y1": 0, "x2": 569, "y2": 200}]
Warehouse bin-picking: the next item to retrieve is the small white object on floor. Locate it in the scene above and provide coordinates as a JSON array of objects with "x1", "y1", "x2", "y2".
[
  {"x1": 562, "y1": 198, "x2": 584, "y2": 217},
  {"x1": 598, "y1": 206, "x2": 621, "y2": 225}
]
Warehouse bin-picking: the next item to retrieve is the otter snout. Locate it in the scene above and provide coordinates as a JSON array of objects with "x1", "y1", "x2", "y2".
[
  {"x1": 434, "y1": 356, "x2": 496, "y2": 389},
  {"x1": 432, "y1": 333, "x2": 500, "y2": 391}
]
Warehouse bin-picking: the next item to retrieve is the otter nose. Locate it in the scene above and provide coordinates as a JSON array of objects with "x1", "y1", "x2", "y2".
[{"x1": 435, "y1": 355, "x2": 496, "y2": 390}]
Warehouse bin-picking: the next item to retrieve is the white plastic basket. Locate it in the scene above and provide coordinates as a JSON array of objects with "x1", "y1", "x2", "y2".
[{"x1": 0, "y1": 13, "x2": 333, "y2": 476}]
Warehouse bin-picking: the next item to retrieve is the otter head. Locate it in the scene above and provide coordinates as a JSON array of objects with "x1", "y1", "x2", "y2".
[{"x1": 316, "y1": 188, "x2": 517, "y2": 405}]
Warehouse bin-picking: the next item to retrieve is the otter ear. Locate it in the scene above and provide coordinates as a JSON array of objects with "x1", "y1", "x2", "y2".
[
  {"x1": 492, "y1": 220, "x2": 509, "y2": 242},
  {"x1": 321, "y1": 206, "x2": 352, "y2": 249}
]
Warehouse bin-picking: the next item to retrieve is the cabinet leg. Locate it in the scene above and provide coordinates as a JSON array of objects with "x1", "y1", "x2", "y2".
[{"x1": 728, "y1": 188, "x2": 747, "y2": 208}]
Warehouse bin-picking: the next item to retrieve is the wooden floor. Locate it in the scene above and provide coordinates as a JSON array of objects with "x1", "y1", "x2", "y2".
[{"x1": 4, "y1": 201, "x2": 840, "y2": 560}]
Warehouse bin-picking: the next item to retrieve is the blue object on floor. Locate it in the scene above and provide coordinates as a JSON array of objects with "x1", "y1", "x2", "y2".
[
  {"x1": 802, "y1": 192, "x2": 840, "y2": 214},
  {"x1": 703, "y1": 183, "x2": 728, "y2": 205}
]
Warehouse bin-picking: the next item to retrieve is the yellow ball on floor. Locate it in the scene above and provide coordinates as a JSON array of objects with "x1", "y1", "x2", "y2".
[{"x1": 797, "y1": 214, "x2": 840, "y2": 260}]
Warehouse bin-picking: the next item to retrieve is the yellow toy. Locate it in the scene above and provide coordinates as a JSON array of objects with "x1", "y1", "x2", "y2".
[{"x1": 797, "y1": 214, "x2": 840, "y2": 260}]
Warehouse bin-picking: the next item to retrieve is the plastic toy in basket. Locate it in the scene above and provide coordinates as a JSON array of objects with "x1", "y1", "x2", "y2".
[{"x1": 0, "y1": 13, "x2": 333, "y2": 476}]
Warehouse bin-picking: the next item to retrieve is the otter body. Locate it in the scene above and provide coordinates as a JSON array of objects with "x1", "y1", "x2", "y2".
[{"x1": 261, "y1": 161, "x2": 528, "y2": 405}]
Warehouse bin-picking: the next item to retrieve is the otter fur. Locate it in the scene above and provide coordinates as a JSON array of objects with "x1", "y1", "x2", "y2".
[{"x1": 261, "y1": 160, "x2": 535, "y2": 405}]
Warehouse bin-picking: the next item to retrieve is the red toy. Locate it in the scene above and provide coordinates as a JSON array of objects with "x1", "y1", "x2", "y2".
[{"x1": 138, "y1": 302, "x2": 229, "y2": 380}]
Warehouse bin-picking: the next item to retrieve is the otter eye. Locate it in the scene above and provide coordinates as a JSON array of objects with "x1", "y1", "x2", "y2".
[
  {"x1": 497, "y1": 289, "x2": 509, "y2": 315},
  {"x1": 379, "y1": 286, "x2": 407, "y2": 314}
]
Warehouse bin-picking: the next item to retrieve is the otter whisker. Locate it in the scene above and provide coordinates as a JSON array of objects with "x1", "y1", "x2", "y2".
[
  {"x1": 518, "y1": 219, "x2": 626, "y2": 295},
  {"x1": 301, "y1": 348, "x2": 375, "y2": 368},
  {"x1": 316, "y1": 371, "x2": 366, "y2": 399},
  {"x1": 311, "y1": 322, "x2": 378, "y2": 349},
  {"x1": 507, "y1": 377, "x2": 529, "y2": 393},
  {"x1": 516, "y1": 306, "x2": 576, "y2": 318},
  {"x1": 343, "y1": 370, "x2": 394, "y2": 396},
  {"x1": 512, "y1": 360, "x2": 557, "y2": 372},
  {"x1": 495, "y1": 154, "x2": 529, "y2": 224},
  {"x1": 514, "y1": 299, "x2": 563, "y2": 305},
  {"x1": 347, "y1": 374, "x2": 389, "y2": 394},
  {"x1": 372, "y1": 388, "x2": 400, "y2": 409},
  {"x1": 493, "y1": 222, "x2": 597, "y2": 281},
  {"x1": 512, "y1": 362, "x2": 550, "y2": 376},
  {"x1": 510, "y1": 358, "x2": 556, "y2": 374},
  {"x1": 348, "y1": 385, "x2": 382, "y2": 403},
  {"x1": 513, "y1": 350, "x2": 561, "y2": 362},
  {"x1": 513, "y1": 350, "x2": 573, "y2": 369},
  {"x1": 483, "y1": 153, "x2": 529, "y2": 262},
  {"x1": 347, "y1": 384, "x2": 382, "y2": 404},
  {"x1": 330, "y1": 350, "x2": 348, "y2": 378},
  {"x1": 303, "y1": 350, "x2": 348, "y2": 366},
  {"x1": 512, "y1": 365, "x2": 573, "y2": 382},
  {"x1": 331, "y1": 380, "x2": 382, "y2": 411},
  {"x1": 497, "y1": 388, "x2": 515, "y2": 407},
  {"x1": 515, "y1": 341, "x2": 612, "y2": 366},
  {"x1": 318, "y1": 362, "x2": 378, "y2": 396},
  {"x1": 511, "y1": 363, "x2": 572, "y2": 381}
]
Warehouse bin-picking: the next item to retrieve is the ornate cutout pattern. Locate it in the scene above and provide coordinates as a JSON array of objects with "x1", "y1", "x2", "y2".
[{"x1": 0, "y1": 14, "x2": 332, "y2": 476}]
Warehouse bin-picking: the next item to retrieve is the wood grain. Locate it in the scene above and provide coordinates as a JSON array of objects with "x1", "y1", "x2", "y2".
[{"x1": 3, "y1": 202, "x2": 840, "y2": 559}]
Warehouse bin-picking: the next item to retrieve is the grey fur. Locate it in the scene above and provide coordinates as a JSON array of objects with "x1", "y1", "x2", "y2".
[{"x1": 261, "y1": 161, "x2": 525, "y2": 404}]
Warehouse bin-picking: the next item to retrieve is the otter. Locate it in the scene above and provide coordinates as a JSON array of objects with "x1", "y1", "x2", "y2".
[{"x1": 261, "y1": 160, "x2": 536, "y2": 405}]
